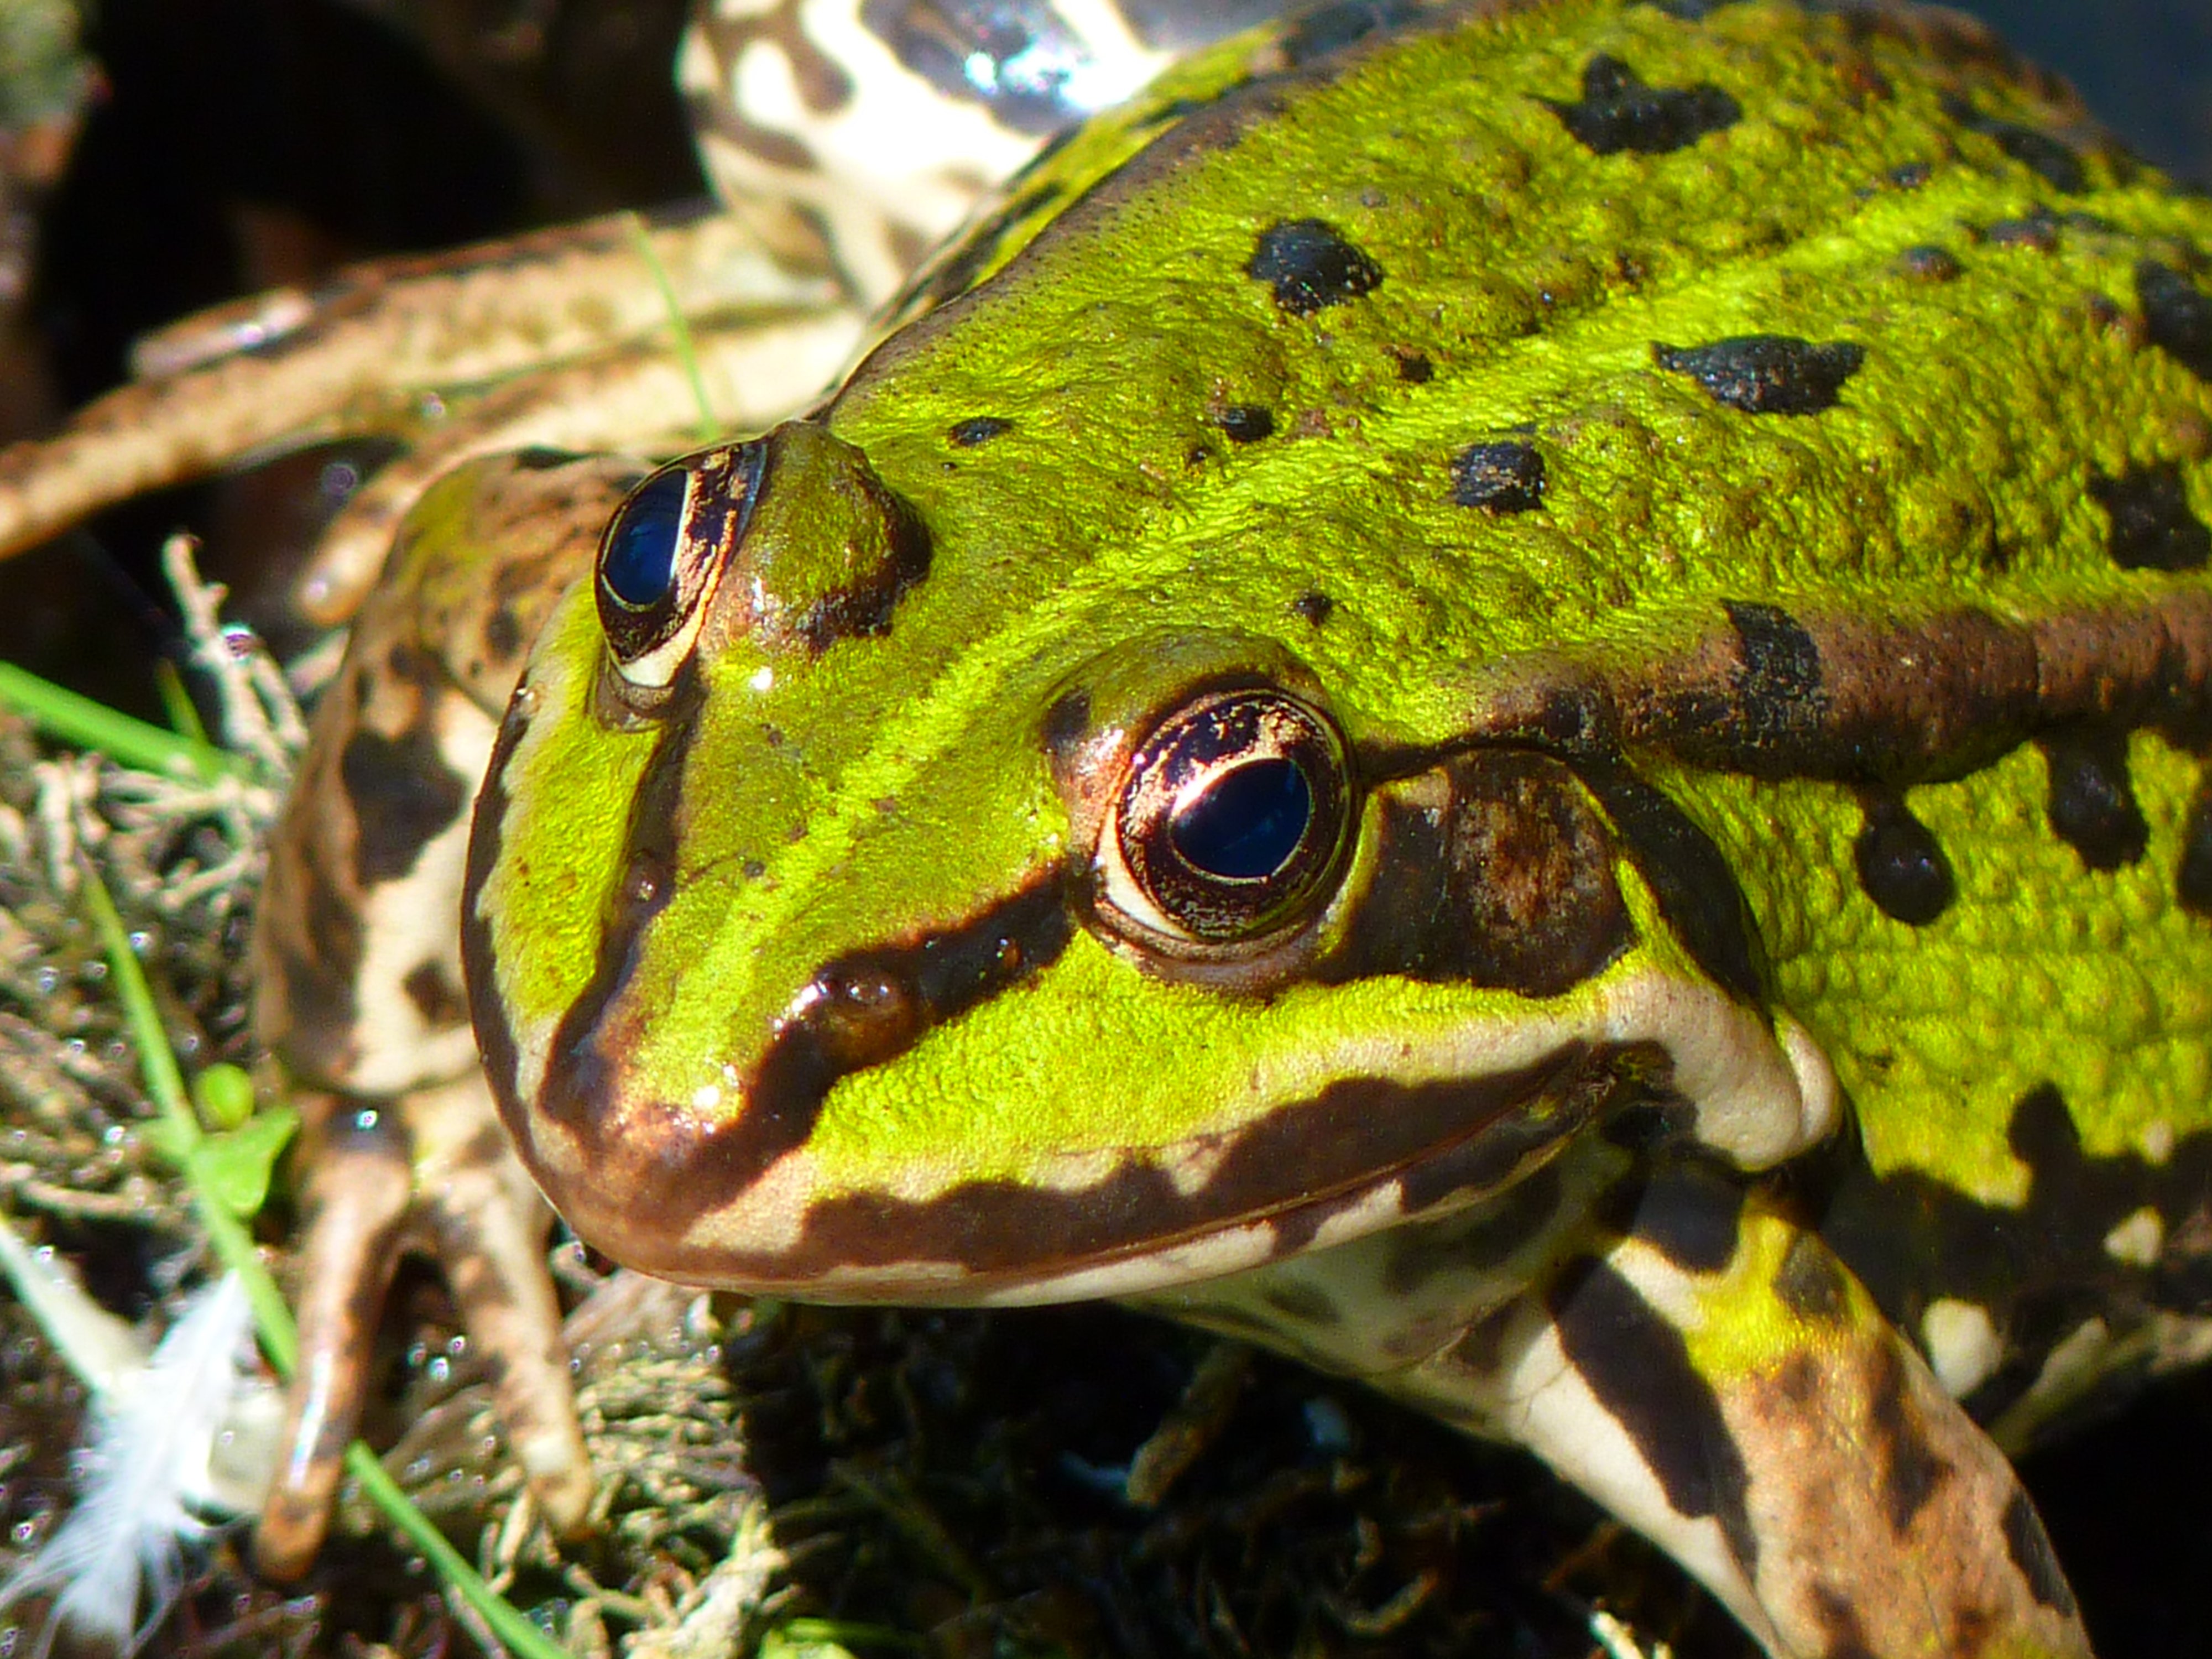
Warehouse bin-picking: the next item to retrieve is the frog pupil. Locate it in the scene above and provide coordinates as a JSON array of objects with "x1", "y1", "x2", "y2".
[
  {"x1": 601, "y1": 467, "x2": 689, "y2": 609},
  {"x1": 1170, "y1": 758, "x2": 1311, "y2": 880}
]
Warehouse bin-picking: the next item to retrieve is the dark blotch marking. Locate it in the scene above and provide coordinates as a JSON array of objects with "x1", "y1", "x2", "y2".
[
  {"x1": 2090, "y1": 461, "x2": 2210, "y2": 572},
  {"x1": 1604, "y1": 1166, "x2": 1742, "y2": 1274},
  {"x1": 1897, "y1": 244, "x2": 1962, "y2": 281},
  {"x1": 1215, "y1": 404, "x2": 1275, "y2": 444},
  {"x1": 1866, "y1": 1342, "x2": 1950, "y2": 1535},
  {"x1": 483, "y1": 606, "x2": 523, "y2": 662},
  {"x1": 2138, "y1": 259, "x2": 2212, "y2": 381},
  {"x1": 1326, "y1": 749, "x2": 1632, "y2": 998},
  {"x1": 2178, "y1": 780, "x2": 2212, "y2": 915},
  {"x1": 1260, "y1": 1281, "x2": 1341, "y2": 1327},
  {"x1": 1854, "y1": 794, "x2": 1954, "y2": 925},
  {"x1": 513, "y1": 445, "x2": 583, "y2": 471},
  {"x1": 1448, "y1": 441, "x2": 1546, "y2": 513},
  {"x1": 1773, "y1": 1232, "x2": 1849, "y2": 1323},
  {"x1": 1940, "y1": 94, "x2": 2086, "y2": 192},
  {"x1": 1655, "y1": 336, "x2": 1865, "y2": 414},
  {"x1": 340, "y1": 726, "x2": 469, "y2": 888},
  {"x1": 1387, "y1": 1165, "x2": 1564, "y2": 1290},
  {"x1": 1724, "y1": 599, "x2": 1826, "y2": 752},
  {"x1": 1279, "y1": 0, "x2": 1425, "y2": 67},
  {"x1": 1395, "y1": 349, "x2": 1434, "y2": 383},
  {"x1": 2002, "y1": 1489, "x2": 2079, "y2": 1615},
  {"x1": 1246, "y1": 218, "x2": 1383, "y2": 316},
  {"x1": 401, "y1": 962, "x2": 468, "y2": 1028},
  {"x1": 948, "y1": 416, "x2": 1013, "y2": 447},
  {"x1": 1545, "y1": 53, "x2": 1740, "y2": 155},
  {"x1": 1549, "y1": 1255, "x2": 1759, "y2": 1570},
  {"x1": 1982, "y1": 208, "x2": 2060, "y2": 252},
  {"x1": 1889, "y1": 160, "x2": 1932, "y2": 189},
  {"x1": 1577, "y1": 764, "x2": 1767, "y2": 1003},
  {"x1": 2039, "y1": 727, "x2": 2148, "y2": 870},
  {"x1": 1290, "y1": 590, "x2": 1334, "y2": 627}
]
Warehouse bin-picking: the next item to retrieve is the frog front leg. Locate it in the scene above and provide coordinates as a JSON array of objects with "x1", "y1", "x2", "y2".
[
  {"x1": 1405, "y1": 1170, "x2": 2093, "y2": 1659},
  {"x1": 251, "y1": 447, "x2": 645, "y2": 1574}
]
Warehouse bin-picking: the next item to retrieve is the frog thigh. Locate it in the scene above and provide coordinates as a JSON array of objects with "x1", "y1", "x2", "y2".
[{"x1": 1402, "y1": 1175, "x2": 2092, "y2": 1659}]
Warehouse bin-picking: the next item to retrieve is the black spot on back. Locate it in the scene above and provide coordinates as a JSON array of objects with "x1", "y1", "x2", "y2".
[
  {"x1": 1545, "y1": 54, "x2": 1740, "y2": 155},
  {"x1": 1940, "y1": 95, "x2": 2086, "y2": 193},
  {"x1": 1655, "y1": 336, "x2": 1865, "y2": 414},
  {"x1": 949, "y1": 416, "x2": 1013, "y2": 447},
  {"x1": 2090, "y1": 462, "x2": 2211, "y2": 571},
  {"x1": 340, "y1": 726, "x2": 469, "y2": 888},
  {"x1": 1215, "y1": 405, "x2": 1275, "y2": 444},
  {"x1": 1984, "y1": 211, "x2": 2060, "y2": 251},
  {"x1": 1724, "y1": 599, "x2": 1825, "y2": 751},
  {"x1": 1548, "y1": 1255, "x2": 1759, "y2": 1572},
  {"x1": 2137, "y1": 259, "x2": 2212, "y2": 382},
  {"x1": 2039, "y1": 727, "x2": 2148, "y2": 870},
  {"x1": 1854, "y1": 794, "x2": 1955, "y2": 925},
  {"x1": 1246, "y1": 219, "x2": 1383, "y2": 315},
  {"x1": 1888, "y1": 160, "x2": 1933, "y2": 189},
  {"x1": 1897, "y1": 244, "x2": 1962, "y2": 281},
  {"x1": 1290, "y1": 590, "x2": 1334, "y2": 626},
  {"x1": 1448, "y1": 441, "x2": 1545, "y2": 512},
  {"x1": 1394, "y1": 349, "x2": 1434, "y2": 383}
]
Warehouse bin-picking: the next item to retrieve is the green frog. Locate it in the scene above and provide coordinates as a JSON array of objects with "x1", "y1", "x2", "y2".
[{"x1": 217, "y1": 0, "x2": 2212, "y2": 1653}]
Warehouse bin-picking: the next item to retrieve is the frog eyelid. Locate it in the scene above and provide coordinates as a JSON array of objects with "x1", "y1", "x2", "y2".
[{"x1": 596, "y1": 444, "x2": 765, "y2": 693}]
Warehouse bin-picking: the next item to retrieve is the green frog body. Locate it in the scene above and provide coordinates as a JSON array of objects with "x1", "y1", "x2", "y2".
[{"x1": 253, "y1": 2, "x2": 2212, "y2": 1653}]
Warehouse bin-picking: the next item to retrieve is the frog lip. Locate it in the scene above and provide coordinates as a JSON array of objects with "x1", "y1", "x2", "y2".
[{"x1": 509, "y1": 1036, "x2": 1648, "y2": 1299}]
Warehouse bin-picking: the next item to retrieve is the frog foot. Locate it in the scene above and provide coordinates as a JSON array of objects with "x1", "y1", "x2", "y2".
[{"x1": 253, "y1": 1078, "x2": 593, "y2": 1580}]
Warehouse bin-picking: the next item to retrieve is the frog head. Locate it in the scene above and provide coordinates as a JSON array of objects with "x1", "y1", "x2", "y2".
[{"x1": 464, "y1": 413, "x2": 1835, "y2": 1302}]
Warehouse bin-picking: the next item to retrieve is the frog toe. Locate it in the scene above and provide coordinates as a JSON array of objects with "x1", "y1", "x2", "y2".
[
  {"x1": 253, "y1": 1080, "x2": 593, "y2": 1580},
  {"x1": 254, "y1": 1098, "x2": 413, "y2": 1580}
]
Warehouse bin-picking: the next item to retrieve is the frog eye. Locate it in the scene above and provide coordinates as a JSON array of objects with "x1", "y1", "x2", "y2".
[
  {"x1": 1100, "y1": 688, "x2": 1352, "y2": 944},
  {"x1": 596, "y1": 443, "x2": 765, "y2": 690}
]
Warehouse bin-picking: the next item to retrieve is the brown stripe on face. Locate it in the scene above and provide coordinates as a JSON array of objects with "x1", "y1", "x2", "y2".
[
  {"x1": 623, "y1": 1040, "x2": 1665, "y2": 1289},
  {"x1": 523, "y1": 854, "x2": 1074, "y2": 1229},
  {"x1": 461, "y1": 688, "x2": 531, "y2": 1119}
]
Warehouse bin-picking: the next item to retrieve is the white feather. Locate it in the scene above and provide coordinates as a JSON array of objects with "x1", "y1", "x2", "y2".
[{"x1": 0, "y1": 1269, "x2": 272, "y2": 1655}]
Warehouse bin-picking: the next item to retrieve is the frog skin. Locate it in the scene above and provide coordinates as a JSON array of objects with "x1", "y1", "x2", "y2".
[
  {"x1": 229, "y1": 0, "x2": 1311, "y2": 1583},
  {"x1": 440, "y1": 1, "x2": 2212, "y2": 1655}
]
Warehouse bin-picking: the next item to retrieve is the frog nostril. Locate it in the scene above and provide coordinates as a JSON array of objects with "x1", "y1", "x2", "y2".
[{"x1": 600, "y1": 465, "x2": 691, "y2": 611}]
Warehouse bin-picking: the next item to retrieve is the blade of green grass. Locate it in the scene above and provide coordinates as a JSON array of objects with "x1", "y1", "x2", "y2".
[
  {"x1": 0, "y1": 660, "x2": 241, "y2": 780},
  {"x1": 80, "y1": 855, "x2": 575, "y2": 1659},
  {"x1": 624, "y1": 212, "x2": 719, "y2": 445}
]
